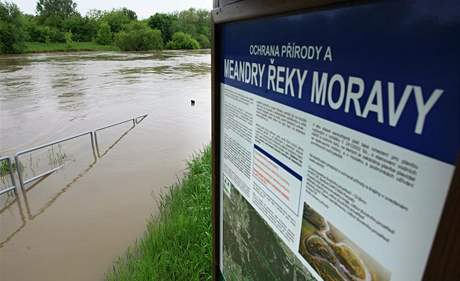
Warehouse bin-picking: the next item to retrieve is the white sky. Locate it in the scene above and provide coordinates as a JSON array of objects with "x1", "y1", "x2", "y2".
[{"x1": 13, "y1": 0, "x2": 213, "y2": 19}]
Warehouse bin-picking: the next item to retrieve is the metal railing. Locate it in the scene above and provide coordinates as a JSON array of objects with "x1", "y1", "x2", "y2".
[
  {"x1": 135, "y1": 114, "x2": 148, "y2": 124},
  {"x1": 0, "y1": 156, "x2": 17, "y2": 195},
  {"x1": 93, "y1": 115, "x2": 147, "y2": 157},
  {"x1": 11, "y1": 114, "x2": 147, "y2": 191},
  {"x1": 93, "y1": 118, "x2": 135, "y2": 157},
  {"x1": 14, "y1": 131, "x2": 94, "y2": 190}
]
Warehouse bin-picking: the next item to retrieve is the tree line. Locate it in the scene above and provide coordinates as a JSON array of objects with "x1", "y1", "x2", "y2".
[{"x1": 0, "y1": 0, "x2": 211, "y2": 54}]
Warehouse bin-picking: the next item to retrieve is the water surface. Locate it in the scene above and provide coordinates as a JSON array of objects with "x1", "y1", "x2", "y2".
[{"x1": 0, "y1": 50, "x2": 211, "y2": 281}]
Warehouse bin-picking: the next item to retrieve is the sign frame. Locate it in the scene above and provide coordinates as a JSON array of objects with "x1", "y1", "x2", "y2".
[{"x1": 210, "y1": 1, "x2": 460, "y2": 280}]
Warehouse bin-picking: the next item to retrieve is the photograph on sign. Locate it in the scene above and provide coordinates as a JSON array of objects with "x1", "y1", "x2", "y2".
[
  {"x1": 217, "y1": 1, "x2": 459, "y2": 281},
  {"x1": 298, "y1": 203, "x2": 391, "y2": 281}
]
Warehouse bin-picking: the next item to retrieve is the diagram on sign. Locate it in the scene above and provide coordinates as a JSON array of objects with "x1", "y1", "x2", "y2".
[
  {"x1": 222, "y1": 176, "x2": 317, "y2": 281},
  {"x1": 252, "y1": 144, "x2": 302, "y2": 215}
]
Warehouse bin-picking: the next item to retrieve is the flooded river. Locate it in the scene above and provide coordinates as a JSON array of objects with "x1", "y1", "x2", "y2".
[{"x1": 0, "y1": 50, "x2": 211, "y2": 281}]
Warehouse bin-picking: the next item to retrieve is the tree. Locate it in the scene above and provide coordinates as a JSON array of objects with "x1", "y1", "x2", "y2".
[
  {"x1": 0, "y1": 1, "x2": 27, "y2": 54},
  {"x1": 148, "y1": 13, "x2": 176, "y2": 42},
  {"x1": 36, "y1": 0, "x2": 77, "y2": 18},
  {"x1": 36, "y1": 0, "x2": 78, "y2": 27},
  {"x1": 100, "y1": 8, "x2": 136, "y2": 34},
  {"x1": 95, "y1": 21, "x2": 112, "y2": 45},
  {"x1": 86, "y1": 9, "x2": 103, "y2": 21},
  {"x1": 119, "y1": 7, "x2": 137, "y2": 21},
  {"x1": 166, "y1": 32, "x2": 200, "y2": 50},
  {"x1": 172, "y1": 8, "x2": 210, "y2": 40},
  {"x1": 195, "y1": 9, "x2": 211, "y2": 38},
  {"x1": 114, "y1": 22, "x2": 163, "y2": 51}
]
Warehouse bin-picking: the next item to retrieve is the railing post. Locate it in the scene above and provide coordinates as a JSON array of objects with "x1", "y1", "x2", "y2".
[
  {"x1": 94, "y1": 131, "x2": 100, "y2": 157},
  {"x1": 8, "y1": 157, "x2": 17, "y2": 194},
  {"x1": 14, "y1": 155, "x2": 24, "y2": 191},
  {"x1": 89, "y1": 131, "x2": 94, "y2": 150},
  {"x1": 89, "y1": 131, "x2": 97, "y2": 159}
]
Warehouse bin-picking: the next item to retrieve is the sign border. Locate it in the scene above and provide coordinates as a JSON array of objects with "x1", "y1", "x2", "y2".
[{"x1": 210, "y1": 1, "x2": 460, "y2": 280}]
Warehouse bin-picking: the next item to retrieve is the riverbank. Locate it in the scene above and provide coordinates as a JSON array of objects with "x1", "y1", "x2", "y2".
[
  {"x1": 24, "y1": 42, "x2": 120, "y2": 53},
  {"x1": 105, "y1": 146, "x2": 212, "y2": 281}
]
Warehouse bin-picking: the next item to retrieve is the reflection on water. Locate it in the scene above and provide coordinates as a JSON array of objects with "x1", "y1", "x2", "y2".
[
  {"x1": 0, "y1": 196, "x2": 26, "y2": 248},
  {"x1": 0, "y1": 50, "x2": 211, "y2": 281},
  {"x1": 22, "y1": 150, "x2": 97, "y2": 220}
]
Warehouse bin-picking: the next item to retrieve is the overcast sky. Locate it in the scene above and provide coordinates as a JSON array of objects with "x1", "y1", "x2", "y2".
[{"x1": 13, "y1": 0, "x2": 213, "y2": 19}]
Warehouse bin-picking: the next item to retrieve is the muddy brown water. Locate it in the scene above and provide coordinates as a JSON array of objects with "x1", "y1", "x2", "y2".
[{"x1": 0, "y1": 50, "x2": 211, "y2": 281}]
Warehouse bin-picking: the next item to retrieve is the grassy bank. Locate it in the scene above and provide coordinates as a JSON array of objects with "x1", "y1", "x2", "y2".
[
  {"x1": 105, "y1": 146, "x2": 212, "y2": 281},
  {"x1": 24, "y1": 42, "x2": 120, "y2": 53}
]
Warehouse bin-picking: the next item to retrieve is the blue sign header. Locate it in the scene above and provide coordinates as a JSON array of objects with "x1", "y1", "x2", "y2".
[{"x1": 220, "y1": 0, "x2": 460, "y2": 164}]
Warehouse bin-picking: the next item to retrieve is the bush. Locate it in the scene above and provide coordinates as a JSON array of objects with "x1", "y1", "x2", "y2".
[
  {"x1": 114, "y1": 22, "x2": 163, "y2": 51},
  {"x1": 95, "y1": 21, "x2": 112, "y2": 45},
  {"x1": 166, "y1": 32, "x2": 200, "y2": 50},
  {"x1": 52, "y1": 27, "x2": 65, "y2": 42},
  {"x1": 195, "y1": 34, "x2": 210, "y2": 49},
  {"x1": 28, "y1": 25, "x2": 64, "y2": 43},
  {"x1": 0, "y1": 1, "x2": 27, "y2": 54},
  {"x1": 27, "y1": 24, "x2": 48, "y2": 42},
  {"x1": 44, "y1": 26, "x2": 65, "y2": 42},
  {"x1": 62, "y1": 15, "x2": 97, "y2": 42},
  {"x1": 64, "y1": 31, "x2": 73, "y2": 48}
]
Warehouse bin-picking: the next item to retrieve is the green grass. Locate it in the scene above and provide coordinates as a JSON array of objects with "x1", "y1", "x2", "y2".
[
  {"x1": 0, "y1": 159, "x2": 19, "y2": 177},
  {"x1": 24, "y1": 42, "x2": 120, "y2": 53},
  {"x1": 0, "y1": 160, "x2": 9, "y2": 176},
  {"x1": 105, "y1": 146, "x2": 212, "y2": 281}
]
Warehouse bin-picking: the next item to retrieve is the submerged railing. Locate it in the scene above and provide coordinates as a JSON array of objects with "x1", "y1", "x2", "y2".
[
  {"x1": 135, "y1": 114, "x2": 148, "y2": 124},
  {"x1": 14, "y1": 131, "x2": 94, "y2": 190},
  {"x1": 94, "y1": 119, "x2": 134, "y2": 157},
  {"x1": 0, "y1": 114, "x2": 148, "y2": 196}
]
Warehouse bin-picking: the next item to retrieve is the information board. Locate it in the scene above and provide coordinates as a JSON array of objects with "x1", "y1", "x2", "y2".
[{"x1": 214, "y1": 1, "x2": 460, "y2": 281}]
